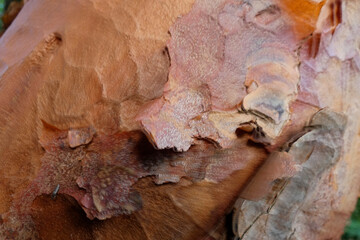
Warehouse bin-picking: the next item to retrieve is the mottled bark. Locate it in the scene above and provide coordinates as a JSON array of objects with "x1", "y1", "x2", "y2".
[{"x1": 0, "y1": 0, "x2": 359, "y2": 239}]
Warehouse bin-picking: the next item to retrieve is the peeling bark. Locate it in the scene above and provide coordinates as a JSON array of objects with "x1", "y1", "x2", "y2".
[{"x1": 0, "y1": 0, "x2": 359, "y2": 239}]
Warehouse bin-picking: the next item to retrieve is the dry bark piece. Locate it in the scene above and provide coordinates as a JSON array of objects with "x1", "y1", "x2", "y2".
[
  {"x1": 0, "y1": 0, "x2": 359, "y2": 239},
  {"x1": 68, "y1": 126, "x2": 95, "y2": 148},
  {"x1": 28, "y1": 126, "x2": 275, "y2": 221},
  {"x1": 6, "y1": 123, "x2": 277, "y2": 238},
  {"x1": 13, "y1": 122, "x2": 304, "y2": 238},
  {"x1": 234, "y1": 109, "x2": 347, "y2": 239},
  {"x1": 138, "y1": 0, "x2": 301, "y2": 151}
]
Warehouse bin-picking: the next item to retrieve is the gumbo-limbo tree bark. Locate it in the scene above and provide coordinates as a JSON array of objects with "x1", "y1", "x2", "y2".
[{"x1": 0, "y1": 0, "x2": 359, "y2": 239}]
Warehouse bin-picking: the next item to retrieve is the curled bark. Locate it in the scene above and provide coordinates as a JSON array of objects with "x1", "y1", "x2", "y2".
[{"x1": 0, "y1": 0, "x2": 359, "y2": 239}]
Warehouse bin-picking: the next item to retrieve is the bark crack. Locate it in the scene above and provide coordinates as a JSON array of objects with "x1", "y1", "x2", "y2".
[{"x1": 239, "y1": 213, "x2": 265, "y2": 239}]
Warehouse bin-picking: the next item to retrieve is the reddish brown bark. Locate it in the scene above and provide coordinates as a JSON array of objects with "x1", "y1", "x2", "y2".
[{"x1": 0, "y1": 0, "x2": 359, "y2": 239}]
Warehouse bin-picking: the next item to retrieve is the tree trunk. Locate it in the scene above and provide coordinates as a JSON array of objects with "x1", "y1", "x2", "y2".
[{"x1": 0, "y1": 0, "x2": 359, "y2": 239}]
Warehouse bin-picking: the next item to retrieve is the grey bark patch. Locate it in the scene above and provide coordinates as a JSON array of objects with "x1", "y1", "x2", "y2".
[{"x1": 234, "y1": 109, "x2": 347, "y2": 239}]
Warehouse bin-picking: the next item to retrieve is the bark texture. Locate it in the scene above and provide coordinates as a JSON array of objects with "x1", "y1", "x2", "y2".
[{"x1": 0, "y1": 0, "x2": 359, "y2": 239}]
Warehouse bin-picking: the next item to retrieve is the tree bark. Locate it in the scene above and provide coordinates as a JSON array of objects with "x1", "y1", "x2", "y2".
[{"x1": 0, "y1": 0, "x2": 359, "y2": 239}]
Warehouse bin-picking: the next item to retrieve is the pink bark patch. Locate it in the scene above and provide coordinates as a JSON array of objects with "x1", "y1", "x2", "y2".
[{"x1": 138, "y1": 0, "x2": 300, "y2": 151}]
